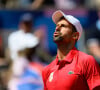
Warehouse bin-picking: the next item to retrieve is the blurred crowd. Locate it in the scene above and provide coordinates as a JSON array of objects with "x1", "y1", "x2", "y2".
[
  {"x1": 0, "y1": 0, "x2": 100, "y2": 90},
  {"x1": 0, "y1": 13, "x2": 51, "y2": 90},
  {"x1": 0, "y1": 0, "x2": 100, "y2": 10}
]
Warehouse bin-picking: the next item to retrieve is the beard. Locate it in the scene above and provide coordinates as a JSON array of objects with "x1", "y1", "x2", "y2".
[{"x1": 53, "y1": 35, "x2": 63, "y2": 42}]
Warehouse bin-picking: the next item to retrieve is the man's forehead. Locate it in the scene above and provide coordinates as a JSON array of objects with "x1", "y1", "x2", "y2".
[{"x1": 56, "y1": 19, "x2": 72, "y2": 26}]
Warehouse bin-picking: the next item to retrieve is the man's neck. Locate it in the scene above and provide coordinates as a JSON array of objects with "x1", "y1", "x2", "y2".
[
  {"x1": 57, "y1": 43, "x2": 74, "y2": 60},
  {"x1": 20, "y1": 27, "x2": 31, "y2": 33}
]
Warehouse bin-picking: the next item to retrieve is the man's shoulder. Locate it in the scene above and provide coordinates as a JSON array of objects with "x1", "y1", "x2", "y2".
[
  {"x1": 43, "y1": 59, "x2": 56, "y2": 73},
  {"x1": 9, "y1": 30, "x2": 20, "y2": 37},
  {"x1": 78, "y1": 50, "x2": 90, "y2": 56},
  {"x1": 78, "y1": 50, "x2": 96, "y2": 64},
  {"x1": 8, "y1": 30, "x2": 23, "y2": 40}
]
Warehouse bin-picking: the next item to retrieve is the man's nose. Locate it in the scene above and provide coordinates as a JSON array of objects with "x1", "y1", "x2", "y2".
[{"x1": 55, "y1": 26, "x2": 60, "y2": 31}]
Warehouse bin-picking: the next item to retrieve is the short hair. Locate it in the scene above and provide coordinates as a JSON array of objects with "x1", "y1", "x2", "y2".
[{"x1": 72, "y1": 25, "x2": 77, "y2": 32}]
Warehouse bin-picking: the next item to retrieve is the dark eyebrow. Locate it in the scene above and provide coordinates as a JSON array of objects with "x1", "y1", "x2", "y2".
[
  {"x1": 56, "y1": 23, "x2": 70, "y2": 27},
  {"x1": 58, "y1": 16, "x2": 65, "y2": 21}
]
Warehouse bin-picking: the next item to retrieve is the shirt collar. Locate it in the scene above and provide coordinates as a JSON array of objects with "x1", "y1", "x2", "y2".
[{"x1": 56, "y1": 47, "x2": 78, "y2": 64}]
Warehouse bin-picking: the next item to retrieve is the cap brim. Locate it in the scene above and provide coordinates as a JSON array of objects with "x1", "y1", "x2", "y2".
[{"x1": 52, "y1": 10, "x2": 65, "y2": 24}]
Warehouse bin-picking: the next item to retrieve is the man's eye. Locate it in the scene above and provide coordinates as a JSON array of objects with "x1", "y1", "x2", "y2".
[
  {"x1": 56, "y1": 24, "x2": 67, "y2": 28},
  {"x1": 61, "y1": 25, "x2": 65, "y2": 27},
  {"x1": 61, "y1": 25, "x2": 66, "y2": 27}
]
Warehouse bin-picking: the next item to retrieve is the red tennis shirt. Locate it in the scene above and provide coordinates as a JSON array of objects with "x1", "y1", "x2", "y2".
[{"x1": 42, "y1": 47, "x2": 100, "y2": 90}]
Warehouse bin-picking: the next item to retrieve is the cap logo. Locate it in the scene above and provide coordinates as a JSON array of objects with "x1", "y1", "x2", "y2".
[
  {"x1": 49, "y1": 72, "x2": 54, "y2": 82},
  {"x1": 68, "y1": 71, "x2": 74, "y2": 74}
]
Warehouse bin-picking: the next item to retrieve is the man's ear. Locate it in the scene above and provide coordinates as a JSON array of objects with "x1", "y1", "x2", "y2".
[{"x1": 72, "y1": 32, "x2": 79, "y2": 40}]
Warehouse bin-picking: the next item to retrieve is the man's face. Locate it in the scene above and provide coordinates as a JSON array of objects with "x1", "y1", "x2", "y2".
[
  {"x1": 53, "y1": 19, "x2": 74, "y2": 43},
  {"x1": 21, "y1": 21, "x2": 33, "y2": 32}
]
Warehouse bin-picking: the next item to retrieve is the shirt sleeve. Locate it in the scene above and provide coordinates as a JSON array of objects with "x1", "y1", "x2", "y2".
[
  {"x1": 83, "y1": 55, "x2": 100, "y2": 90},
  {"x1": 42, "y1": 67, "x2": 48, "y2": 90}
]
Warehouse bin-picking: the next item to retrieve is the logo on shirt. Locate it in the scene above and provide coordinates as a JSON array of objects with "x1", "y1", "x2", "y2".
[
  {"x1": 68, "y1": 71, "x2": 74, "y2": 74},
  {"x1": 49, "y1": 72, "x2": 54, "y2": 82}
]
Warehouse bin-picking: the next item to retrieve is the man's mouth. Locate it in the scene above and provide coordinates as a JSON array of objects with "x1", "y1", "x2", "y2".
[{"x1": 53, "y1": 32, "x2": 61, "y2": 37}]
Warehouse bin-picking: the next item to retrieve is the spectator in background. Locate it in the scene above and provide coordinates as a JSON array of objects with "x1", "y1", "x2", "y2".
[
  {"x1": 8, "y1": 34, "x2": 44, "y2": 90},
  {"x1": 0, "y1": 35, "x2": 7, "y2": 90},
  {"x1": 34, "y1": 28, "x2": 53, "y2": 64},
  {"x1": 5, "y1": 0, "x2": 42, "y2": 9},
  {"x1": 8, "y1": 13, "x2": 52, "y2": 64},
  {"x1": 0, "y1": 36, "x2": 5, "y2": 62},
  {"x1": 85, "y1": 0, "x2": 100, "y2": 9},
  {"x1": 5, "y1": 0, "x2": 54, "y2": 10},
  {"x1": 85, "y1": 11, "x2": 100, "y2": 65},
  {"x1": 36, "y1": 0, "x2": 55, "y2": 9},
  {"x1": 54, "y1": 0, "x2": 77, "y2": 10},
  {"x1": 18, "y1": 0, "x2": 44, "y2": 10},
  {"x1": 0, "y1": 0, "x2": 8, "y2": 8},
  {"x1": 5, "y1": 0, "x2": 55, "y2": 10},
  {"x1": 8, "y1": 13, "x2": 35, "y2": 61}
]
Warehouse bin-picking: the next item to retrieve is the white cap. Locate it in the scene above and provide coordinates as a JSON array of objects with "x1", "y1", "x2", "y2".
[
  {"x1": 17, "y1": 33, "x2": 39, "y2": 51},
  {"x1": 52, "y1": 10, "x2": 83, "y2": 40},
  {"x1": 8, "y1": 30, "x2": 39, "y2": 60}
]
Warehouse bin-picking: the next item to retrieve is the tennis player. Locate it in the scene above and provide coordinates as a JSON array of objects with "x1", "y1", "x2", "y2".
[{"x1": 42, "y1": 10, "x2": 100, "y2": 90}]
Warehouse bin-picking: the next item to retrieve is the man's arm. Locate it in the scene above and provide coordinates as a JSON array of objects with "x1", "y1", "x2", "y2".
[
  {"x1": 83, "y1": 55, "x2": 100, "y2": 90},
  {"x1": 42, "y1": 67, "x2": 48, "y2": 90}
]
